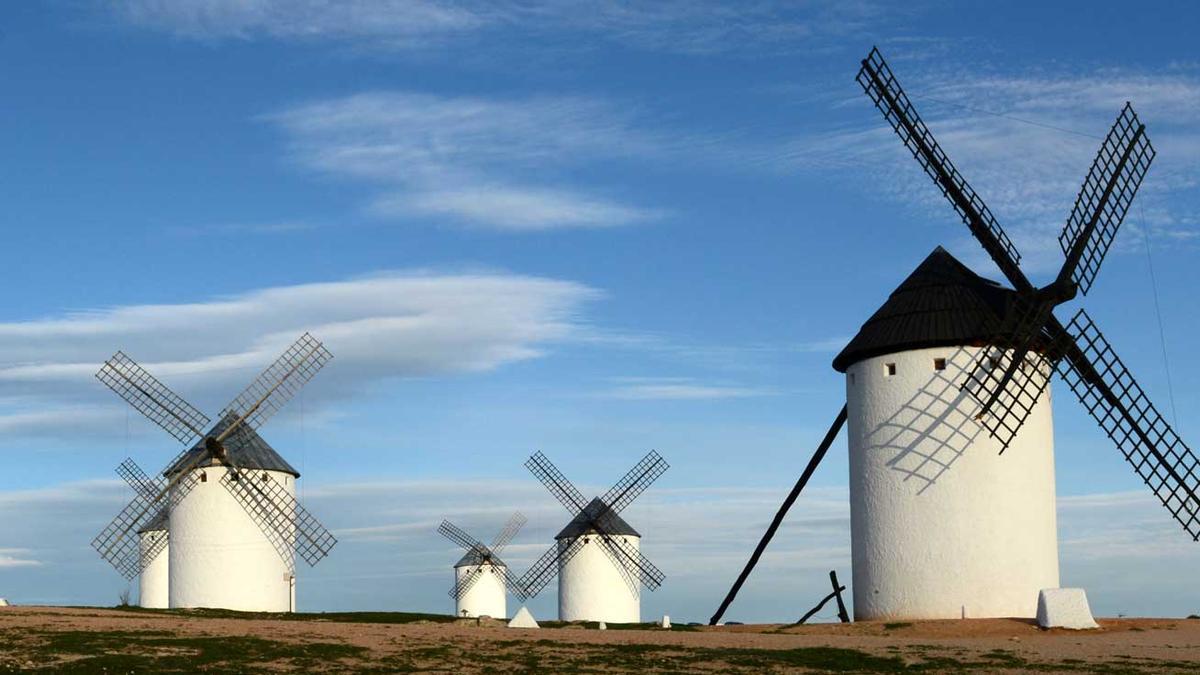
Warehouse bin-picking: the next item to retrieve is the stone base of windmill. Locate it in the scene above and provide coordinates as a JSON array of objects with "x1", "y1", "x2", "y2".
[{"x1": 1037, "y1": 588, "x2": 1100, "y2": 630}]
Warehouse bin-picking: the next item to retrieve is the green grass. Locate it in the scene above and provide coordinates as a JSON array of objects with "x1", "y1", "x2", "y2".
[
  {"x1": 103, "y1": 604, "x2": 458, "y2": 624},
  {"x1": 883, "y1": 622, "x2": 914, "y2": 630},
  {"x1": 0, "y1": 629, "x2": 366, "y2": 674}
]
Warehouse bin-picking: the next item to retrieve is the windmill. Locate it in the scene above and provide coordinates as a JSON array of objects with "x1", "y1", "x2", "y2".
[
  {"x1": 710, "y1": 47, "x2": 1199, "y2": 624},
  {"x1": 91, "y1": 333, "x2": 338, "y2": 612},
  {"x1": 516, "y1": 451, "x2": 668, "y2": 623},
  {"x1": 437, "y1": 513, "x2": 527, "y2": 618},
  {"x1": 110, "y1": 458, "x2": 170, "y2": 608}
]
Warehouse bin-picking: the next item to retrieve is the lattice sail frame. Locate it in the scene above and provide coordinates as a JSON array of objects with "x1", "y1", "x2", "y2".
[
  {"x1": 96, "y1": 352, "x2": 210, "y2": 444},
  {"x1": 1058, "y1": 311, "x2": 1200, "y2": 540},
  {"x1": 220, "y1": 468, "x2": 337, "y2": 571},
  {"x1": 1059, "y1": 103, "x2": 1155, "y2": 296},
  {"x1": 221, "y1": 333, "x2": 332, "y2": 432},
  {"x1": 857, "y1": 47, "x2": 1023, "y2": 278},
  {"x1": 92, "y1": 471, "x2": 199, "y2": 580},
  {"x1": 961, "y1": 297, "x2": 1060, "y2": 451}
]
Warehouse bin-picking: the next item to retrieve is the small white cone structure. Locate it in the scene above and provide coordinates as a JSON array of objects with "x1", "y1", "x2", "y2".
[
  {"x1": 507, "y1": 606, "x2": 539, "y2": 628},
  {"x1": 834, "y1": 248, "x2": 1059, "y2": 620},
  {"x1": 438, "y1": 514, "x2": 526, "y2": 620},
  {"x1": 90, "y1": 334, "x2": 338, "y2": 613},
  {"x1": 136, "y1": 513, "x2": 169, "y2": 609},
  {"x1": 516, "y1": 451, "x2": 668, "y2": 624}
]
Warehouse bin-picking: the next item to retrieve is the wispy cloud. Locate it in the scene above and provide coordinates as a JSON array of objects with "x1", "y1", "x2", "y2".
[
  {"x1": 170, "y1": 221, "x2": 318, "y2": 237},
  {"x1": 112, "y1": 1, "x2": 888, "y2": 55},
  {"x1": 113, "y1": 0, "x2": 484, "y2": 47},
  {"x1": 0, "y1": 549, "x2": 42, "y2": 568},
  {"x1": 0, "y1": 270, "x2": 597, "y2": 435},
  {"x1": 597, "y1": 377, "x2": 775, "y2": 401},
  {"x1": 784, "y1": 64, "x2": 1200, "y2": 273},
  {"x1": 270, "y1": 92, "x2": 665, "y2": 231}
]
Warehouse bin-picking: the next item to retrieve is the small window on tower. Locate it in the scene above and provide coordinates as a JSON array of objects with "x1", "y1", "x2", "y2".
[
  {"x1": 934, "y1": 357, "x2": 947, "y2": 371},
  {"x1": 849, "y1": 373, "x2": 856, "y2": 385},
  {"x1": 261, "y1": 473, "x2": 269, "y2": 483},
  {"x1": 199, "y1": 471, "x2": 207, "y2": 483},
  {"x1": 885, "y1": 362, "x2": 897, "y2": 377}
]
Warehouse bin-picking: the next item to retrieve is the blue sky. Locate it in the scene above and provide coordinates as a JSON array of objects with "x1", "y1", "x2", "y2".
[{"x1": 0, "y1": 1, "x2": 1198, "y2": 622}]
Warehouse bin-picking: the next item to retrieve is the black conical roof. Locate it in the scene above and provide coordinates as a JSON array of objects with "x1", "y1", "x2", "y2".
[
  {"x1": 832, "y1": 247, "x2": 1016, "y2": 372},
  {"x1": 163, "y1": 413, "x2": 300, "y2": 478},
  {"x1": 554, "y1": 497, "x2": 640, "y2": 539},
  {"x1": 454, "y1": 550, "x2": 505, "y2": 568}
]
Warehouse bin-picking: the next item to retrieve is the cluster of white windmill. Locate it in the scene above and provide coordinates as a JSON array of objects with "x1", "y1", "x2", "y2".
[
  {"x1": 93, "y1": 333, "x2": 670, "y2": 623},
  {"x1": 90, "y1": 47, "x2": 1200, "y2": 626},
  {"x1": 437, "y1": 451, "x2": 668, "y2": 623}
]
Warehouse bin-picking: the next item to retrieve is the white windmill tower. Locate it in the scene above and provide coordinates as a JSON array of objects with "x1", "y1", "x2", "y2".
[
  {"x1": 517, "y1": 451, "x2": 668, "y2": 623},
  {"x1": 710, "y1": 47, "x2": 1198, "y2": 625},
  {"x1": 437, "y1": 513, "x2": 526, "y2": 618},
  {"x1": 136, "y1": 512, "x2": 169, "y2": 608},
  {"x1": 91, "y1": 334, "x2": 339, "y2": 613}
]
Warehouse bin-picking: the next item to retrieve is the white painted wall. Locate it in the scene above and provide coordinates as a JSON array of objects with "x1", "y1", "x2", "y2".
[
  {"x1": 169, "y1": 465, "x2": 296, "y2": 612},
  {"x1": 846, "y1": 346, "x2": 1060, "y2": 620},
  {"x1": 137, "y1": 529, "x2": 169, "y2": 609},
  {"x1": 558, "y1": 535, "x2": 640, "y2": 623},
  {"x1": 454, "y1": 562, "x2": 507, "y2": 618}
]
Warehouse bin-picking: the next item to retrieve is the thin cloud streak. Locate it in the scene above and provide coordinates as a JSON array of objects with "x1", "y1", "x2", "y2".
[
  {"x1": 597, "y1": 377, "x2": 776, "y2": 401},
  {"x1": 0, "y1": 270, "x2": 598, "y2": 435},
  {"x1": 113, "y1": 1, "x2": 889, "y2": 55},
  {"x1": 270, "y1": 91, "x2": 665, "y2": 230}
]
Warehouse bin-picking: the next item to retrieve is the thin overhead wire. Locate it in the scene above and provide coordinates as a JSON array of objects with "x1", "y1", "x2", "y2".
[
  {"x1": 910, "y1": 93, "x2": 1105, "y2": 140},
  {"x1": 1139, "y1": 201, "x2": 1180, "y2": 430}
]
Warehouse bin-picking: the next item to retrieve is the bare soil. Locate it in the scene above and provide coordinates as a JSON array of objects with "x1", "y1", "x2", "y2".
[{"x1": 0, "y1": 605, "x2": 1197, "y2": 672}]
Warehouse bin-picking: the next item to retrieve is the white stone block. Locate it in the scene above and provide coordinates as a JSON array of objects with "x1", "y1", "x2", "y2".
[
  {"x1": 0, "y1": 598, "x2": 9, "y2": 607},
  {"x1": 598, "y1": 621, "x2": 607, "y2": 630},
  {"x1": 661, "y1": 614, "x2": 671, "y2": 628},
  {"x1": 507, "y1": 606, "x2": 539, "y2": 629},
  {"x1": 1037, "y1": 588, "x2": 1099, "y2": 630}
]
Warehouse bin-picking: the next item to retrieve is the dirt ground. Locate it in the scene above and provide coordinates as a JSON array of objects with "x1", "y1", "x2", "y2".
[{"x1": 0, "y1": 605, "x2": 1197, "y2": 673}]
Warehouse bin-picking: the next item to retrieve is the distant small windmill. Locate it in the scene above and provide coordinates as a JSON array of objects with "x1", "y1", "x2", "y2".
[
  {"x1": 437, "y1": 513, "x2": 527, "y2": 618},
  {"x1": 710, "y1": 47, "x2": 1199, "y2": 625},
  {"x1": 91, "y1": 333, "x2": 338, "y2": 612},
  {"x1": 517, "y1": 451, "x2": 668, "y2": 623}
]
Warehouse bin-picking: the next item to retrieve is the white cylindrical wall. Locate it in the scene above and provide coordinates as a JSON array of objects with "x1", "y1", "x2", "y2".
[
  {"x1": 846, "y1": 346, "x2": 1060, "y2": 620},
  {"x1": 454, "y1": 563, "x2": 507, "y2": 618},
  {"x1": 138, "y1": 530, "x2": 169, "y2": 609},
  {"x1": 558, "y1": 535, "x2": 640, "y2": 623},
  {"x1": 169, "y1": 466, "x2": 296, "y2": 612}
]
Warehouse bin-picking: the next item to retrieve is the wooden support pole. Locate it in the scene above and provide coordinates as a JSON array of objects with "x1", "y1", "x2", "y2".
[
  {"x1": 708, "y1": 405, "x2": 848, "y2": 626},
  {"x1": 830, "y1": 570, "x2": 850, "y2": 623},
  {"x1": 796, "y1": 570, "x2": 849, "y2": 625}
]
